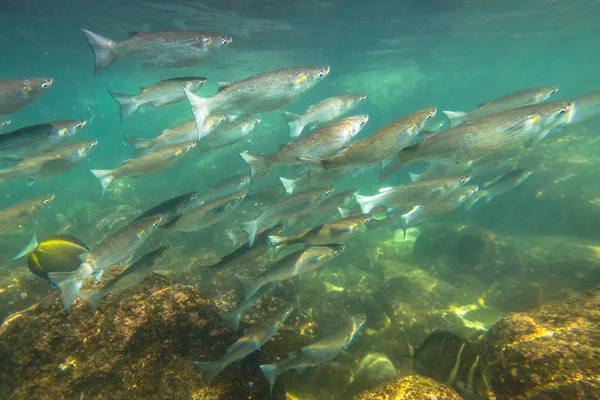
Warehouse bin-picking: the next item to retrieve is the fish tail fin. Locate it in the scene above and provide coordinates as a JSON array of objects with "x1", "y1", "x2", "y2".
[
  {"x1": 124, "y1": 136, "x2": 153, "y2": 154},
  {"x1": 235, "y1": 274, "x2": 261, "y2": 300},
  {"x1": 240, "y1": 151, "x2": 270, "y2": 181},
  {"x1": 184, "y1": 87, "x2": 210, "y2": 139},
  {"x1": 12, "y1": 232, "x2": 38, "y2": 260},
  {"x1": 193, "y1": 361, "x2": 223, "y2": 382},
  {"x1": 408, "y1": 171, "x2": 422, "y2": 182},
  {"x1": 226, "y1": 230, "x2": 248, "y2": 248},
  {"x1": 279, "y1": 176, "x2": 298, "y2": 195},
  {"x1": 260, "y1": 364, "x2": 280, "y2": 394},
  {"x1": 239, "y1": 220, "x2": 259, "y2": 247},
  {"x1": 218, "y1": 309, "x2": 242, "y2": 333},
  {"x1": 109, "y1": 91, "x2": 138, "y2": 121},
  {"x1": 355, "y1": 193, "x2": 376, "y2": 214},
  {"x1": 337, "y1": 207, "x2": 352, "y2": 218},
  {"x1": 284, "y1": 112, "x2": 305, "y2": 138},
  {"x1": 78, "y1": 289, "x2": 103, "y2": 312},
  {"x1": 464, "y1": 190, "x2": 487, "y2": 210},
  {"x1": 47, "y1": 269, "x2": 85, "y2": 308},
  {"x1": 442, "y1": 110, "x2": 468, "y2": 127},
  {"x1": 267, "y1": 235, "x2": 288, "y2": 255},
  {"x1": 89, "y1": 169, "x2": 115, "y2": 196},
  {"x1": 80, "y1": 29, "x2": 117, "y2": 75},
  {"x1": 298, "y1": 156, "x2": 327, "y2": 175}
]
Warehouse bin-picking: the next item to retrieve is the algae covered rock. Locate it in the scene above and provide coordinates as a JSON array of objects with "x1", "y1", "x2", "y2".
[
  {"x1": 352, "y1": 375, "x2": 462, "y2": 399},
  {"x1": 0, "y1": 273, "x2": 274, "y2": 399},
  {"x1": 479, "y1": 285, "x2": 600, "y2": 399}
]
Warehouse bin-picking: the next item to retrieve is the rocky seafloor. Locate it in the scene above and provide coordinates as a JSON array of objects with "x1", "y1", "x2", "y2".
[{"x1": 1, "y1": 220, "x2": 600, "y2": 399}]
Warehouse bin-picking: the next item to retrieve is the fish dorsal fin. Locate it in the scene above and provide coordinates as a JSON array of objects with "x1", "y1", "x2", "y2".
[
  {"x1": 129, "y1": 31, "x2": 146, "y2": 38},
  {"x1": 216, "y1": 82, "x2": 233, "y2": 92},
  {"x1": 477, "y1": 101, "x2": 489, "y2": 108}
]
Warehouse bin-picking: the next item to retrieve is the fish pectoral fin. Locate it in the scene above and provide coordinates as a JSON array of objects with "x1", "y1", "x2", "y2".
[{"x1": 505, "y1": 115, "x2": 540, "y2": 134}]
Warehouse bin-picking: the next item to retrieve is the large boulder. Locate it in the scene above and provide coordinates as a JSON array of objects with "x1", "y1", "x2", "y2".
[
  {"x1": 352, "y1": 375, "x2": 462, "y2": 399},
  {"x1": 0, "y1": 272, "x2": 275, "y2": 399},
  {"x1": 479, "y1": 286, "x2": 600, "y2": 399}
]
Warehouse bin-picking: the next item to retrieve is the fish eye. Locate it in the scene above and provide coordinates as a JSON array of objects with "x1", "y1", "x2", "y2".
[
  {"x1": 325, "y1": 190, "x2": 331, "y2": 196},
  {"x1": 460, "y1": 178, "x2": 467, "y2": 183},
  {"x1": 221, "y1": 37, "x2": 228, "y2": 45},
  {"x1": 41, "y1": 82, "x2": 50, "y2": 89},
  {"x1": 238, "y1": 195, "x2": 244, "y2": 200},
  {"x1": 43, "y1": 199, "x2": 50, "y2": 204},
  {"x1": 364, "y1": 218, "x2": 370, "y2": 223},
  {"x1": 317, "y1": 71, "x2": 325, "y2": 80},
  {"x1": 359, "y1": 119, "x2": 366, "y2": 128},
  {"x1": 557, "y1": 107, "x2": 568, "y2": 116},
  {"x1": 426, "y1": 114, "x2": 433, "y2": 121}
]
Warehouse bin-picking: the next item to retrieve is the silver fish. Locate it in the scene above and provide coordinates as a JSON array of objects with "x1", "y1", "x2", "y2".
[
  {"x1": 196, "y1": 174, "x2": 251, "y2": 203},
  {"x1": 133, "y1": 192, "x2": 198, "y2": 226},
  {"x1": 0, "y1": 119, "x2": 86, "y2": 161},
  {"x1": 169, "y1": 190, "x2": 246, "y2": 233},
  {"x1": 240, "y1": 115, "x2": 368, "y2": 180},
  {"x1": 299, "y1": 108, "x2": 436, "y2": 173},
  {"x1": 0, "y1": 139, "x2": 97, "y2": 185},
  {"x1": 195, "y1": 304, "x2": 293, "y2": 381},
  {"x1": 465, "y1": 169, "x2": 532, "y2": 210},
  {"x1": 0, "y1": 194, "x2": 55, "y2": 235},
  {"x1": 185, "y1": 65, "x2": 330, "y2": 136},
  {"x1": 398, "y1": 101, "x2": 574, "y2": 166},
  {"x1": 48, "y1": 215, "x2": 163, "y2": 308},
  {"x1": 235, "y1": 244, "x2": 345, "y2": 300},
  {"x1": 260, "y1": 313, "x2": 366, "y2": 393},
  {"x1": 399, "y1": 185, "x2": 479, "y2": 237},
  {"x1": 90, "y1": 141, "x2": 197, "y2": 195},
  {"x1": 81, "y1": 29, "x2": 232, "y2": 74},
  {"x1": 110, "y1": 77, "x2": 206, "y2": 120},
  {"x1": 443, "y1": 86, "x2": 558, "y2": 127},
  {"x1": 0, "y1": 78, "x2": 53, "y2": 115},
  {"x1": 79, "y1": 245, "x2": 170, "y2": 311},
  {"x1": 356, "y1": 174, "x2": 471, "y2": 213},
  {"x1": 284, "y1": 93, "x2": 367, "y2": 138},
  {"x1": 268, "y1": 214, "x2": 371, "y2": 254},
  {"x1": 239, "y1": 186, "x2": 334, "y2": 247},
  {"x1": 199, "y1": 117, "x2": 261, "y2": 150},
  {"x1": 125, "y1": 115, "x2": 227, "y2": 155}
]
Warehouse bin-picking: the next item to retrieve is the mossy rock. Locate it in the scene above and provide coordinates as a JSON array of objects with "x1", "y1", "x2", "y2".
[
  {"x1": 0, "y1": 273, "x2": 275, "y2": 399},
  {"x1": 479, "y1": 285, "x2": 600, "y2": 399},
  {"x1": 353, "y1": 375, "x2": 462, "y2": 399}
]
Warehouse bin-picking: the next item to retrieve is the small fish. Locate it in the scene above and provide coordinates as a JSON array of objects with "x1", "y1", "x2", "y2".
[
  {"x1": 284, "y1": 93, "x2": 367, "y2": 138},
  {"x1": 299, "y1": 108, "x2": 436, "y2": 173},
  {"x1": 268, "y1": 214, "x2": 371, "y2": 254},
  {"x1": 0, "y1": 119, "x2": 86, "y2": 161},
  {"x1": 240, "y1": 115, "x2": 368, "y2": 180},
  {"x1": 204, "y1": 224, "x2": 284, "y2": 275},
  {"x1": 90, "y1": 141, "x2": 197, "y2": 195},
  {"x1": 0, "y1": 77, "x2": 53, "y2": 115},
  {"x1": 279, "y1": 168, "x2": 345, "y2": 195},
  {"x1": 15, "y1": 235, "x2": 89, "y2": 281},
  {"x1": 133, "y1": 192, "x2": 198, "y2": 226},
  {"x1": 398, "y1": 101, "x2": 573, "y2": 166},
  {"x1": 81, "y1": 29, "x2": 232, "y2": 74},
  {"x1": 0, "y1": 139, "x2": 97, "y2": 185},
  {"x1": 48, "y1": 214, "x2": 163, "y2": 308},
  {"x1": 195, "y1": 304, "x2": 293, "y2": 381},
  {"x1": 218, "y1": 281, "x2": 279, "y2": 333},
  {"x1": 464, "y1": 169, "x2": 532, "y2": 210},
  {"x1": 199, "y1": 117, "x2": 261, "y2": 150},
  {"x1": 0, "y1": 119, "x2": 11, "y2": 132},
  {"x1": 239, "y1": 186, "x2": 334, "y2": 247},
  {"x1": 196, "y1": 174, "x2": 251, "y2": 203},
  {"x1": 185, "y1": 65, "x2": 330, "y2": 136},
  {"x1": 125, "y1": 115, "x2": 226, "y2": 154},
  {"x1": 169, "y1": 190, "x2": 246, "y2": 233},
  {"x1": 0, "y1": 194, "x2": 55, "y2": 236},
  {"x1": 443, "y1": 86, "x2": 558, "y2": 127},
  {"x1": 570, "y1": 89, "x2": 600, "y2": 124},
  {"x1": 355, "y1": 174, "x2": 471, "y2": 213},
  {"x1": 109, "y1": 77, "x2": 207, "y2": 120},
  {"x1": 260, "y1": 313, "x2": 366, "y2": 393},
  {"x1": 235, "y1": 244, "x2": 345, "y2": 300},
  {"x1": 399, "y1": 185, "x2": 479, "y2": 238},
  {"x1": 79, "y1": 245, "x2": 170, "y2": 311}
]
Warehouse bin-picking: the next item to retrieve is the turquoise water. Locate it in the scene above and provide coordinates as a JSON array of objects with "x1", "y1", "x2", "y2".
[{"x1": 1, "y1": 0, "x2": 600, "y2": 398}]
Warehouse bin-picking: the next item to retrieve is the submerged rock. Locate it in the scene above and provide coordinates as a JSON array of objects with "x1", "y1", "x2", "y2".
[
  {"x1": 352, "y1": 375, "x2": 462, "y2": 399},
  {"x1": 0, "y1": 273, "x2": 275, "y2": 399},
  {"x1": 479, "y1": 286, "x2": 600, "y2": 399}
]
